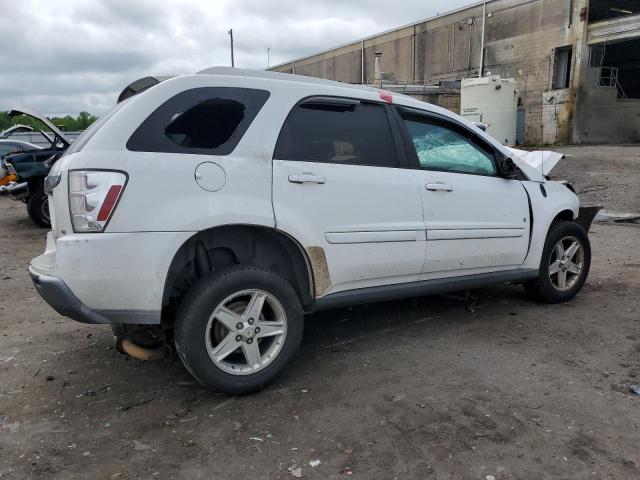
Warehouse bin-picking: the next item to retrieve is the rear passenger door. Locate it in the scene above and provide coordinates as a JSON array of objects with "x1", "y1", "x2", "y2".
[{"x1": 272, "y1": 97, "x2": 426, "y2": 296}]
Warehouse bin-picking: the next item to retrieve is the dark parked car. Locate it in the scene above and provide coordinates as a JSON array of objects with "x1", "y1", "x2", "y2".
[
  {"x1": 0, "y1": 139, "x2": 41, "y2": 159},
  {"x1": 0, "y1": 108, "x2": 70, "y2": 227}
]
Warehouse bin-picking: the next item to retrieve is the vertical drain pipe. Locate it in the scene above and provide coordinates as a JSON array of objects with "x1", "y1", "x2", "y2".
[
  {"x1": 479, "y1": 1, "x2": 487, "y2": 78},
  {"x1": 374, "y1": 52, "x2": 382, "y2": 86},
  {"x1": 361, "y1": 41, "x2": 365, "y2": 84}
]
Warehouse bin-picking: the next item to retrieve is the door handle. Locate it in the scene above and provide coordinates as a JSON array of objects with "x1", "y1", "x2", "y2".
[
  {"x1": 425, "y1": 182, "x2": 453, "y2": 192},
  {"x1": 288, "y1": 173, "x2": 326, "y2": 184}
]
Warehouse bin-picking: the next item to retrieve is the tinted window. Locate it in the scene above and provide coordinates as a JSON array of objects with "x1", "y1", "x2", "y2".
[
  {"x1": 0, "y1": 144, "x2": 18, "y2": 156},
  {"x1": 401, "y1": 114, "x2": 496, "y2": 176},
  {"x1": 274, "y1": 99, "x2": 398, "y2": 167},
  {"x1": 127, "y1": 87, "x2": 270, "y2": 155}
]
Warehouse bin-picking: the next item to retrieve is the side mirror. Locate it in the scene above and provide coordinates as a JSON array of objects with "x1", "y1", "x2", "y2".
[{"x1": 497, "y1": 156, "x2": 520, "y2": 178}]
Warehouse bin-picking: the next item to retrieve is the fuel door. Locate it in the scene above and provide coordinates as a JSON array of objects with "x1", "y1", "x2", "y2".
[{"x1": 194, "y1": 162, "x2": 226, "y2": 192}]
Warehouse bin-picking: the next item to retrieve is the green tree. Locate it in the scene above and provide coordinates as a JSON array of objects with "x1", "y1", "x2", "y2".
[{"x1": 0, "y1": 111, "x2": 97, "y2": 134}]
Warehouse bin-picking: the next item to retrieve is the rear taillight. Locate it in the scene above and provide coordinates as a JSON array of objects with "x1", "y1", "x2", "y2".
[{"x1": 69, "y1": 170, "x2": 127, "y2": 232}]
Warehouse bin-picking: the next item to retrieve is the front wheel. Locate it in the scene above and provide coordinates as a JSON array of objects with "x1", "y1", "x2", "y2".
[
  {"x1": 26, "y1": 186, "x2": 51, "y2": 228},
  {"x1": 525, "y1": 220, "x2": 591, "y2": 303},
  {"x1": 174, "y1": 265, "x2": 303, "y2": 395}
]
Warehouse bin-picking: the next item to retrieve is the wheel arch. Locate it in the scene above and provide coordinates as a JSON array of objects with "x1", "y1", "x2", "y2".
[
  {"x1": 551, "y1": 208, "x2": 576, "y2": 224},
  {"x1": 161, "y1": 224, "x2": 315, "y2": 324}
]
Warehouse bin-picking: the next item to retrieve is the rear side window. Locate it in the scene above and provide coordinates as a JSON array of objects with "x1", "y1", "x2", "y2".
[
  {"x1": 127, "y1": 87, "x2": 270, "y2": 155},
  {"x1": 274, "y1": 98, "x2": 398, "y2": 167}
]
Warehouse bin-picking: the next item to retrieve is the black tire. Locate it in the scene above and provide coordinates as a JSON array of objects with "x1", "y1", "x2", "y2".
[
  {"x1": 174, "y1": 265, "x2": 304, "y2": 395},
  {"x1": 525, "y1": 220, "x2": 591, "y2": 303},
  {"x1": 26, "y1": 186, "x2": 50, "y2": 228}
]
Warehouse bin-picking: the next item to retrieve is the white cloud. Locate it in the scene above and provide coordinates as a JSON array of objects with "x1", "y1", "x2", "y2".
[{"x1": 0, "y1": 0, "x2": 471, "y2": 116}]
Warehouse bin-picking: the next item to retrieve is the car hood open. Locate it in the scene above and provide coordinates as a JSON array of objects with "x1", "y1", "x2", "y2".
[
  {"x1": 506, "y1": 147, "x2": 565, "y2": 176},
  {"x1": 7, "y1": 108, "x2": 71, "y2": 148}
]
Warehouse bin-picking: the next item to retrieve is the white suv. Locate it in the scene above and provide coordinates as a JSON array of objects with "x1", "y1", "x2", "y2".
[{"x1": 30, "y1": 68, "x2": 591, "y2": 394}]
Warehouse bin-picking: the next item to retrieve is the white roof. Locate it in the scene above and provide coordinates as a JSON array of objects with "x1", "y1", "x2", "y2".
[{"x1": 197, "y1": 66, "x2": 380, "y2": 94}]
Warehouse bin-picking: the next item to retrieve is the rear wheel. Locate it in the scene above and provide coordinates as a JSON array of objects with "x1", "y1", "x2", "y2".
[
  {"x1": 174, "y1": 265, "x2": 303, "y2": 395},
  {"x1": 525, "y1": 220, "x2": 590, "y2": 303},
  {"x1": 26, "y1": 186, "x2": 50, "y2": 228}
]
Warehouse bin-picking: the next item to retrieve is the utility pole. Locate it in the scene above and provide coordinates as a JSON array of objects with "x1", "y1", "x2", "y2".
[
  {"x1": 228, "y1": 29, "x2": 235, "y2": 67},
  {"x1": 267, "y1": 48, "x2": 270, "y2": 69},
  {"x1": 479, "y1": 1, "x2": 486, "y2": 77}
]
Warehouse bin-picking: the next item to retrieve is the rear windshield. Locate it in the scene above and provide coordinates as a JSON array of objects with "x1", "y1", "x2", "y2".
[{"x1": 126, "y1": 87, "x2": 270, "y2": 155}]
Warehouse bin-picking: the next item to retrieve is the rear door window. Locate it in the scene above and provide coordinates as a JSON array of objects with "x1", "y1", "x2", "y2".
[
  {"x1": 274, "y1": 98, "x2": 398, "y2": 168},
  {"x1": 127, "y1": 87, "x2": 270, "y2": 155}
]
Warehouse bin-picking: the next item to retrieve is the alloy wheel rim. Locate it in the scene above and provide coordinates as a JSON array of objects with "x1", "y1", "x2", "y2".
[
  {"x1": 548, "y1": 235, "x2": 584, "y2": 291},
  {"x1": 205, "y1": 289, "x2": 287, "y2": 375}
]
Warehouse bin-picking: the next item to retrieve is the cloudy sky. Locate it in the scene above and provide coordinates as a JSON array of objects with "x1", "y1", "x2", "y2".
[{"x1": 0, "y1": 0, "x2": 471, "y2": 117}]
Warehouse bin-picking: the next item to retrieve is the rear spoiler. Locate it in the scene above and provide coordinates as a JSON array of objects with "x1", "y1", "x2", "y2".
[{"x1": 117, "y1": 76, "x2": 174, "y2": 103}]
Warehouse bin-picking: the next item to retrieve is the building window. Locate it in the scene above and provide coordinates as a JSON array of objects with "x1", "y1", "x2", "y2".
[{"x1": 552, "y1": 46, "x2": 572, "y2": 90}]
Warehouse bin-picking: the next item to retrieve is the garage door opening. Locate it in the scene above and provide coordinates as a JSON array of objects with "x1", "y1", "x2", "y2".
[{"x1": 590, "y1": 38, "x2": 640, "y2": 99}]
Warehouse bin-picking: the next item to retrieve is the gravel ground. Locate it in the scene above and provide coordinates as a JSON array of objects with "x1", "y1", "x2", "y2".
[{"x1": 1, "y1": 145, "x2": 639, "y2": 480}]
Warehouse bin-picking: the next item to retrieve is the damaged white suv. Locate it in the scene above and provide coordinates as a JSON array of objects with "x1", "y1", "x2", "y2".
[{"x1": 30, "y1": 68, "x2": 592, "y2": 394}]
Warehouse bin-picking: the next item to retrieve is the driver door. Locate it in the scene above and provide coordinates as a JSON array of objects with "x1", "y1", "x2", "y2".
[{"x1": 396, "y1": 107, "x2": 530, "y2": 274}]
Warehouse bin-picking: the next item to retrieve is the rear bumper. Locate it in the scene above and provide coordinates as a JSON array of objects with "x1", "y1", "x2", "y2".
[
  {"x1": 29, "y1": 231, "x2": 192, "y2": 324},
  {"x1": 30, "y1": 267, "x2": 161, "y2": 325},
  {"x1": 29, "y1": 267, "x2": 111, "y2": 324}
]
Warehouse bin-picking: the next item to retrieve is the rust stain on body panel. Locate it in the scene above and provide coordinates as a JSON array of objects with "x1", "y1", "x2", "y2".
[{"x1": 306, "y1": 246, "x2": 331, "y2": 297}]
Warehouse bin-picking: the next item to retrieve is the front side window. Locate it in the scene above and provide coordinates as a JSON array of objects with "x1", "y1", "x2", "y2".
[
  {"x1": 274, "y1": 99, "x2": 398, "y2": 168},
  {"x1": 127, "y1": 87, "x2": 270, "y2": 155},
  {"x1": 401, "y1": 113, "x2": 496, "y2": 176}
]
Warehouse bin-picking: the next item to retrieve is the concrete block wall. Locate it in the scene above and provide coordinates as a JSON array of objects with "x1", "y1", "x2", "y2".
[{"x1": 271, "y1": 0, "x2": 589, "y2": 145}]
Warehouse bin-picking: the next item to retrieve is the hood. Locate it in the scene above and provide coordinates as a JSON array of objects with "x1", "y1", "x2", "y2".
[
  {"x1": 506, "y1": 147, "x2": 565, "y2": 176},
  {"x1": 8, "y1": 107, "x2": 71, "y2": 148}
]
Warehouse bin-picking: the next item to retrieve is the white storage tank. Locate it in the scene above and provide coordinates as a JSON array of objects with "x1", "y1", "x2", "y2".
[{"x1": 461, "y1": 76, "x2": 517, "y2": 146}]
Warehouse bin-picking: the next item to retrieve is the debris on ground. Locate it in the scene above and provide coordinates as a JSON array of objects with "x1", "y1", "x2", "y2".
[
  {"x1": 309, "y1": 459, "x2": 321, "y2": 467},
  {"x1": 290, "y1": 467, "x2": 303, "y2": 477},
  {"x1": 630, "y1": 385, "x2": 640, "y2": 396},
  {"x1": 117, "y1": 396, "x2": 156, "y2": 412},
  {"x1": 82, "y1": 384, "x2": 111, "y2": 397},
  {"x1": 133, "y1": 440, "x2": 150, "y2": 451}
]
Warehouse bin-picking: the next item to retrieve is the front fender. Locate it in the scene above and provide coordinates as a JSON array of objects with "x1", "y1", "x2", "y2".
[{"x1": 522, "y1": 181, "x2": 580, "y2": 270}]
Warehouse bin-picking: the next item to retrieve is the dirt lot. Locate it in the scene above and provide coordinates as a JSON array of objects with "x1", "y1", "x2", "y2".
[{"x1": 1, "y1": 145, "x2": 639, "y2": 480}]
